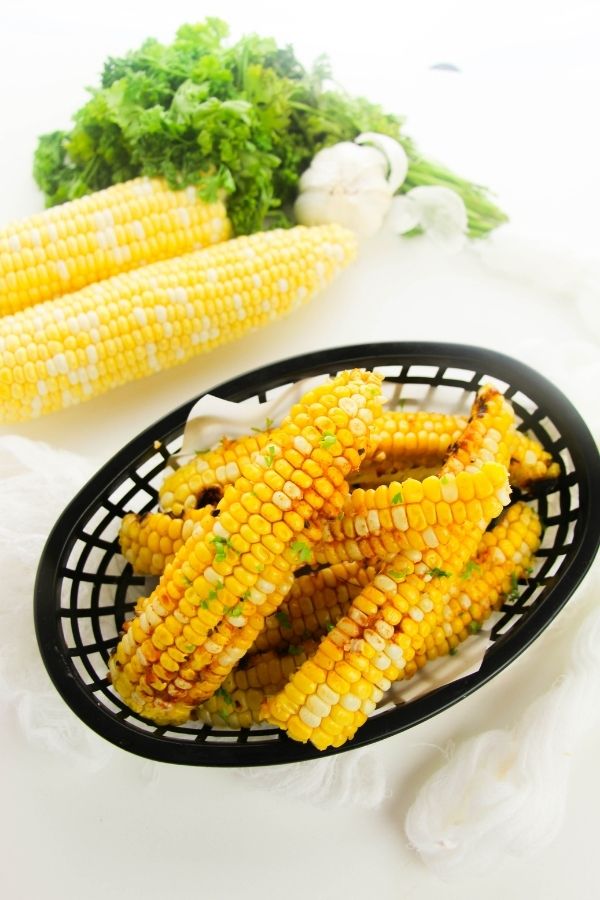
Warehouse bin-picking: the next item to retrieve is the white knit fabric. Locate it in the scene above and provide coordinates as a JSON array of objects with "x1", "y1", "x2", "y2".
[
  {"x1": 0, "y1": 436, "x2": 115, "y2": 771},
  {"x1": 405, "y1": 565, "x2": 600, "y2": 877}
]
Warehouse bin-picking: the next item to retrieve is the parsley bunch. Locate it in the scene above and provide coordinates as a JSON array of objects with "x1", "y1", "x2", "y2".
[{"x1": 33, "y1": 17, "x2": 506, "y2": 237}]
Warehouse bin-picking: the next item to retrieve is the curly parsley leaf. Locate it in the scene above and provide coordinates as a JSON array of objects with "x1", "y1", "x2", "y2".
[
  {"x1": 32, "y1": 18, "x2": 506, "y2": 237},
  {"x1": 290, "y1": 541, "x2": 311, "y2": 563}
]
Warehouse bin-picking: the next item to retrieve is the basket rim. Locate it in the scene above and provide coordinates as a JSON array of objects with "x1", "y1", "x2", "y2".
[{"x1": 34, "y1": 341, "x2": 600, "y2": 765}]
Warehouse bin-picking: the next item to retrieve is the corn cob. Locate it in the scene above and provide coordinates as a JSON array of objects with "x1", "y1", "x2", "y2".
[
  {"x1": 198, "y1": 502, "x2": 541, "y2": 730},
  {"x1": 261, "y1": 385, "x2": 516, "y2": 745},
  {"x1": 262, "y1": 501, "x2": 541, "y2": 748},
  {"x1": 0, "y1": 224, "x2": 357, "y2": 423},
  {"x1": 108, "y1": 369, "x2": 385, "y2": 724},
  {"x1": 0, "y1": 177, "x2": 230, "y2": 316}
]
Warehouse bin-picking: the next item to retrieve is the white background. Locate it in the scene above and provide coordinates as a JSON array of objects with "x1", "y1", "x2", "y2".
[{"x1": 1, "y1": 1, "x2": 599, "y2": 898}]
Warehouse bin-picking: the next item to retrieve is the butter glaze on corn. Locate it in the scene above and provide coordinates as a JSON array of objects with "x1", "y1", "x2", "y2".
[
  {"x1": 108, "y1": 369, "x2": 384, "y2": 724},
  {"x1": 0, "y1": 177, "x2": 230, "y2": 316},
  {"x1": 0, "y1": 224, "x2": 357, "y2": 423}
]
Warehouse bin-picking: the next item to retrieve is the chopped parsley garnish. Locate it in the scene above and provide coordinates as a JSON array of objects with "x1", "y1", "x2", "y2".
[
  {"x1": 290, "y1": 541, "x2": 311, "y2": 563},
  {"x1": 263, "y1": 445, "x2": 276, "y2": 468},
  {"x1": 275, "y1": 609, "x2": 292, "y2": 629},
  {"x1": 449, "y1": 646, "x2": 458, "y2": 656},
  {"x1": 469, "y1": 621, "x2": 482, "y2": 634},
  {"x1": 326, "y1": 622, "x2": 334, "y2": 633},
  {"x1": 211, "y1": 535, "x2": 229, "y2": 562},
  {"x1": 461, "y1": 560, "x2": 481, "y2": 580},
  {"x1": 252, "y1": 416, "x2": 274, "y2": 433},
  {"x1": 287, "y1": 644, "x2": 302, "y2": 656},
  {"x1": 226, "y1": 603, "x2": 244, "y2": 618},
  {"x1": 429, "y1": 567, "x2": 450, "y2": 578},
  {"x1": 388, "y1": 569, "x2": 408, "y2": 582},
  {"x1": 320, "y1": 431, "x2": 337, "y2": 450},
  {"x1": 506, "y1": 572, "x2": 520, "y2": 602},
  {"x1": 391, "y1": 490, "x2": 403, "y2": 504}
]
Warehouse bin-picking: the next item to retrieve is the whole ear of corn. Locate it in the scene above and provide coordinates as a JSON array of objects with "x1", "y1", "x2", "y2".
[
  {"x1": 0, "y1": 177, "x2": 230, "y2": 316},
  {"x1": 0, "y1": 224, "x2": 357, "y2": 423}
]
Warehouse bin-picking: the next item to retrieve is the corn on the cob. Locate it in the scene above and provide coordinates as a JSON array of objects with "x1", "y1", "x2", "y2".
[
  {"x1": 262, "y1": 501, "x2": 541, "y2": 748},
  {"x1": 0, "y1": 224, "x2": 357, "y2": 423},
  {"x1": 108, "y1": 369, "x2": 385, "y2": 724},
  {"x1": 0, "y1": 177, "x2": 230, "y2": 316}
]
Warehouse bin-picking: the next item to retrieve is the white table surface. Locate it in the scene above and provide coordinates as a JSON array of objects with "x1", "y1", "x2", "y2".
[{"x1": 1, "y1": 2, "x2": 599, "y2": 898}]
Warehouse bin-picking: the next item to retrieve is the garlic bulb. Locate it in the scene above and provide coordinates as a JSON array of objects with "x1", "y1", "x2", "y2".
[
  {"x1": 388, "y1": 185, "x2": 468, "y2": 253},
  {"x1": 294, "y1": 134, "x2": 408, "y2": 238}
]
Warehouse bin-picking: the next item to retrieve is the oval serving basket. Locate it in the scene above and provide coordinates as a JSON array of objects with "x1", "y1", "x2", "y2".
[{"x1": 34, "y1": 342, "x2": 600, "y2": 766}]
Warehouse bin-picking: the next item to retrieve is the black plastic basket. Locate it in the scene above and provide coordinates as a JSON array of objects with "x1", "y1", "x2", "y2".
[{"x1": 34, "y1": 342, "x2": 600, "y2": 766}]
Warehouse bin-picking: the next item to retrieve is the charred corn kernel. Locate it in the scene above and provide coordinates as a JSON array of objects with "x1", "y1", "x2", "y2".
[
  {"x1": 0, "y1": 177, "x2": 230, "y2": 317},
  {"x1": 109, "y1": 369, "x2": 384, "y2": 723},
  {"x1": 0, "y1": 224, "x2": 357, "y2": 423},
  {"x1": 263, "y1": 501, "x2": 541, "y2": 748},
  {"x1": 159, "y1": 437, "x2": 272, "y2": 514}
]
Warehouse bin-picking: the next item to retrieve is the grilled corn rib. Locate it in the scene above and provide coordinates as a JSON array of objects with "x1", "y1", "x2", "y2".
[
  {"x1": 262, "y1": 501, "x2": 541, "y2": 748},
  {"x1": 261, "y1": 384, "x2": 516, "y2": 746},
  {"x1": 108, "y1": 369, "x2": 385, "y2": 724},
  {"x1": 120, "y1": 508, "x2": 214, "y2": 577},
  {"x1": 198, "y1": 503, "x2": 541, "y2": 730},
  {"x1": 121, "y1": 390, "x2": 554, "y2": 576},
  {"x1": 158, "y1": 411, "x2": 557, "y2": 515}
]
